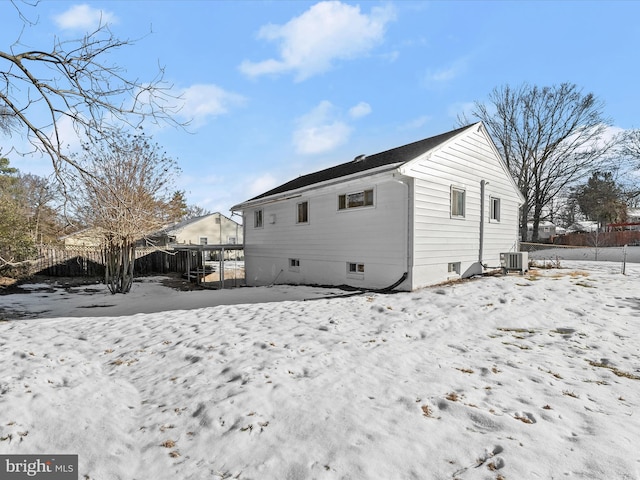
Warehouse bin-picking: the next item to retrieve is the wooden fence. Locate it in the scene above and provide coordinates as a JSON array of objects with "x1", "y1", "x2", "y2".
[
  {"x1": 33, "y1": 246, "x2": 198, "y2": 277},
  {"x1": 552, "y1": 231, "x2": 640, "y2": 247}
]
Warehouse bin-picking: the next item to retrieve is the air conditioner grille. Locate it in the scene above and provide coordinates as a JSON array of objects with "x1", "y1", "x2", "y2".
[{"x1": 500, "y1": 252, "x2": 528, "y2": 274}]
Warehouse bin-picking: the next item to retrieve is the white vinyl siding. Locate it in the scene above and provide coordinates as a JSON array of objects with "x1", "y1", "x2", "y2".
[
  {"x1": 242, "y1": 174, "x2": 407, "y2": 289},
  {"x1": 240, "y1": 124, "x2": 521, "y2": 291},
  {"x1": 401, "y1": 125, "x2": 521, "y2": 288}
]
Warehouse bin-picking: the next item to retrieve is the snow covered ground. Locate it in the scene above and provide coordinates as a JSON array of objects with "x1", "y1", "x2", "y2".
[{"x1": 1, "y1": 260, "x2": 639, "y2": 479}]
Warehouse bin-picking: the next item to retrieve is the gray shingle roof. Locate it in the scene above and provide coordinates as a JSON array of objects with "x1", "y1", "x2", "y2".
[{"x1": 248, "y1": 124, "x2": 475, "y2": 202}]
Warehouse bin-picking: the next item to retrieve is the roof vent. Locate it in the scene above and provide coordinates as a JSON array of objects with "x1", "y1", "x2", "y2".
[{"x1": 353, "y1": 154, "x2": 367, "y2": 162}]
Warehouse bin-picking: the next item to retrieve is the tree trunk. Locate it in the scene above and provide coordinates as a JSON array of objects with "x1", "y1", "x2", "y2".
[
  {"x1": 104, "y1": 239, "x2": 136, "y2": 294},
  {"x1": 519, "y1": 204, "x2": 530, "y2": 243}
]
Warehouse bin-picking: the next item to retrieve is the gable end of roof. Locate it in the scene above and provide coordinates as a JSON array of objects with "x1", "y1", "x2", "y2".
[{"x1": 234, "y1": 124, "x2": 478, "y2": 209}]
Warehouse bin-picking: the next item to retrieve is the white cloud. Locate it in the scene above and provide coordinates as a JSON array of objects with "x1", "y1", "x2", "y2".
[
  {"x1": 292, "y1": 101, "x2": 352, "y2": 155},
  {"x1": 447, "y1": 101, "x2": 476, "y2": 122},
  {"x1": 349, "y1": 102, "x2": 372, "y2": 119},
  {"x1": 248, "y1": 173, "x2": 279, "y2": 198},
  {"x1": 178, "y1": 84, "x2": 247, "y2": 127},
  {"x1": 399, "y1": 115, "x2": 430, "y2": 130},
  {"x1": 423, "y1": 58, "x2": 469, "y2": 88},
  {"x1": 53, "y1": 4, "x2": 117, "y2": 30},
  {"x1": 239, "y1": 1, "x2": 396, "y2": 81}
]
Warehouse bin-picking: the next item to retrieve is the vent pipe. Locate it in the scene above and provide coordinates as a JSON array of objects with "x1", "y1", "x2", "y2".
[{"x1": 353, "y1": 154, "x2": 367, "y2": 162}]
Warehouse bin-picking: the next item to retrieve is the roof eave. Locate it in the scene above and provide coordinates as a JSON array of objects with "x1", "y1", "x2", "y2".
[{"x1": 231, "y1": 162, "x2": 404, "y2": 212}]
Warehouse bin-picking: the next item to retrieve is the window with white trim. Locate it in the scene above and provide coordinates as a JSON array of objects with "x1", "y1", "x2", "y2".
[
  {"x1": 451, "y1": 187, "x2": 465, "y2": 218},
  {"x1": 490, "y1": 197, "x2": 501, "y2": 222},
  {"x1": 338, "y1": 189, "x2": 374, "y2": 210},
  {"x1": 448, "y1": 262, "x2": 461, "y2": 274},
  {"x1": 289, "y1": 258, "x2": 300, "y2": 272},
  {"x1": 297, "y1": 201, "x2": 309, "y2": 224},
  {"x1": 347, "y1": 262, "x2": 365, "y2": 278},
  {"x1": 254, "y1": 209, "x2": 263, "y2": 228}
]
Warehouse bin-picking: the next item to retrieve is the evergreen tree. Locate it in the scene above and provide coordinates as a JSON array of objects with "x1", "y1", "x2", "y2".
[{"x1": 573, "y1": 172, "x2": 627, "y2": 228}]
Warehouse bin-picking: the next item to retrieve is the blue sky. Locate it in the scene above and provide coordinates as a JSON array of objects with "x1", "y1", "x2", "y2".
[{"x1": 2, "y1": 0, "x2": 639, "y2": 214}]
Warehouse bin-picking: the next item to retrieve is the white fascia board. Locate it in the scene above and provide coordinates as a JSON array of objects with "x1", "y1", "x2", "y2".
[{"x1": 230, "y1": 162, "x2": 404, "y2": 212}]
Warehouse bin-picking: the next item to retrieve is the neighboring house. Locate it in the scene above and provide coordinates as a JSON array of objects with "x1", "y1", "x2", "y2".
[
  {"x1": 567, "y1": 221, "x2": 599, "y2": 233},
  {"x1": 231, "y1": 123, "x2": 524, "y2": 291},
  {"x1": 526, "y1": 221, "x2": 557, "y2": 242},
  {"x1": 60, "y1": 228, "x2": 103, "y2": 247},
  {"x1": 149, "y1": 212, "x2": 242, "y2": 247},
  {"x1": 626, "y1": 208, "x2": 640, "y2": 223}
]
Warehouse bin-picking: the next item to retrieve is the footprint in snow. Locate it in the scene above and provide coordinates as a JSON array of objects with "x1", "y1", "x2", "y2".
[{"x1": 452, "y1": 445, "x2": 505, "y2": 477}]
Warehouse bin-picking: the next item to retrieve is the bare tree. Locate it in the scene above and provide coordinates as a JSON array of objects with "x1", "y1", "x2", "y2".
[
  {"x1": 1, "y1": 2, "x2": 181, "y2": 176},
  {"x1": 72, "y1": 130, "x2": 179, "y2": 294},
  {"x1": 184, "y1": 204, "x2": 212, "y2": 221},
  {"x1": 622, "y1": 129, "x2": 640, "y2": 160},
  {"x1": 18, "y1": 173, "x2": 62, "y2": 243},
  {"x1": 619, "y1": 130, "x2": 640, "y2": 205},
  {"x1": 462, "y1": 83, "x2": 616, "y2": 242}
]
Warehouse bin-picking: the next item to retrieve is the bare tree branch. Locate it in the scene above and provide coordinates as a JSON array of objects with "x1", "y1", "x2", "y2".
[
  {"x1": 1, "y1": 7, "x2": 185, "y2": 179},
  {"x1": 465, "y1": 83, "x2": 616, "y2": 242}
]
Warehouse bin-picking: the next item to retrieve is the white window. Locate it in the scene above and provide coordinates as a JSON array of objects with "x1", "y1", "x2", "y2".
[
  {"x1": 448, "y1": 262, "x2": 461, "y2": 274},
  {"x1": 347, "y1": 262, "x2": 365, "y2": 278},
  {"x1": 254, "y1": 209, "x2": 263, "y2": 228},
  {"x1": 297, "y1": 201, "x2": 309, "y2": 224},
  {"x1": 451, "y1": 187, "x2": 465, "y2": 218},
  {"x1": 490, "y1": 197, "x2": 501, "y2": 222},
  {"x1": 338, "y1": 189, "x2": 374, "y2": 210},
  {"x1": 289, "y1": 258, "x2": 300, "y2": 272}
]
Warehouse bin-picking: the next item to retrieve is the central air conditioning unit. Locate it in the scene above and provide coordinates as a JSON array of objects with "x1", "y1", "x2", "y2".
[{"x1": 500, "y1": 252, "x2": 529, "y2": 274}]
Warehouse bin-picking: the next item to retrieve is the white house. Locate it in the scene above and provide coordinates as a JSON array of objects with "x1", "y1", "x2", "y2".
[
  {"x1": 627, "y1": 208, "x2": 640, "y2": 223},
  {"x1": 231, "y1": 123, "x2": 524, "y2": 291},
  {"x1": 60, "y1": 228, "x2": 102, "y2": 247},
  {"x1": 526, "y1": 221, "x2": 557, "y2": 242},
  {"x1": 150, "y1": 213, "x2": 242, "y2": 247}
]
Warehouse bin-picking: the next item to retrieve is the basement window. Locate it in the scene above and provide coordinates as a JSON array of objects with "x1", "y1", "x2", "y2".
[
  {"x1": 347, "y1": 262, "x2": 365, "y2": 279},
  {"x1": 289, "y1": 258, "x2": 300, "y2": 272},
  {"x1": 448, "y1": 262, "x2": 461, "y2": 274},
  {"x1": 338, "y1": 189, "x2": 374, "y2": 210}
]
